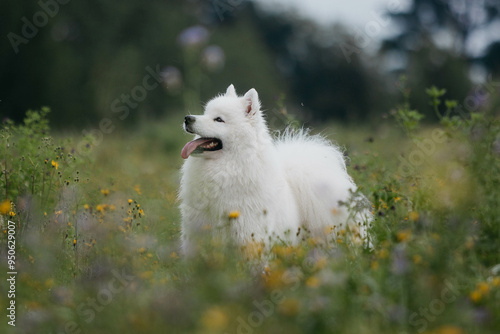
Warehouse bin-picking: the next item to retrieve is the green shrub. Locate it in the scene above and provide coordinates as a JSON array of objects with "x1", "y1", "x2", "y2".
[{"x1": 0, "y1": 108, "x2": 80, "y2": 217}]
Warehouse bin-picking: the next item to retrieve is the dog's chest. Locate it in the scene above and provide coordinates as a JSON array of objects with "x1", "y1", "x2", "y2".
[{"x1": 185, "y1": 159, "x2": 267, "y2": 212}]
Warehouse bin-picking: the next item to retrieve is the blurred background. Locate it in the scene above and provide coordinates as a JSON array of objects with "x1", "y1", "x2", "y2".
[
  {"x1": 2, "y1": 3, "x2": 500, "y2": 333},
  {"x1": 1, "y1": 0, "x2": 499, "y2": 127}
]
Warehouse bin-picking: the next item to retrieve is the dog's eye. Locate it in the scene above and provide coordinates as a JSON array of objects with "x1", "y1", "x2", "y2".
[{"x1": 214, "y1": 117, "x2": 225, "y2": 123}]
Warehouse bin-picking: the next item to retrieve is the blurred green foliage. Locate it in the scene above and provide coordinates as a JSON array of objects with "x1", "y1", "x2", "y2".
[
  {"x1": 3, "y1": 0, "x2": 497, "y2": 128},
  {"x1": 0, "y1": 107, "x2": 81, "y2": 212},
  {"x1": 0, "y1": 0, "x2": 287, "y2": 127}
]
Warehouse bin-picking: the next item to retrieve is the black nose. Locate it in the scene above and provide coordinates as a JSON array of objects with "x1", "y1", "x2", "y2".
[{"x1": 184, "y1": 115, "x2": 195, "y2": 125}]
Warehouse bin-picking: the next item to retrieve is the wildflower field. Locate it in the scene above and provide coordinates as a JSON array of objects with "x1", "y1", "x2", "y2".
[{"x1": 1, "y1": 86, "x2": 500, "y2": 334}]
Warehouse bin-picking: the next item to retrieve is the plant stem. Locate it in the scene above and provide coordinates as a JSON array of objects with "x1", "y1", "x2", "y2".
[
  {"x1": 41, "y1": 166, "x2": 46, "y2": 202},
  {"x1": 4, "y1": 166, "x2": 7, "y2": 199},
  {"x1": 45, "y1": 169, "x2": 54, "y2": 207}
]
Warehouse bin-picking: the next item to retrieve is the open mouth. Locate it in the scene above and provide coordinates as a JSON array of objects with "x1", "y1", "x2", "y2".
[{"x1": 181, "y1": 138, "x2": 223, "y2": 159}]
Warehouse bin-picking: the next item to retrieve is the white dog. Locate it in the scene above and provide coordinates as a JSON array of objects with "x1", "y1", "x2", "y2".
[{"x1": 179, "y1": 85, "x2": 371, "y2": 256}]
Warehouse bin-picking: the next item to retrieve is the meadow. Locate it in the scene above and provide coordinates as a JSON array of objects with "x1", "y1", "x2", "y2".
[{"x1": 1, "y1": 85, "x2": 499, "y2": 334}]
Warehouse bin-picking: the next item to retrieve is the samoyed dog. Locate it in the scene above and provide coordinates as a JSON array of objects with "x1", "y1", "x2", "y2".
[{"x1": 179, "y1": 85, "x2": 371, "y2": 256}]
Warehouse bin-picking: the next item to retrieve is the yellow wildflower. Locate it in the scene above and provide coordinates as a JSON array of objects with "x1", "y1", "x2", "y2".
[
  {"x1": 397, "y1": 230, "x2": 411, "y2": 242},
  {"x1": 139, "y1": 271, "x2": 153, "y2": 279},
  {"x1": 228, "y1": 210, "x2": 240, "y2": 219},
  {"x1": 324, "y1": 226, "x2": 335, "y2": 235},
  {"x1": 128, "y1": 199, "x2": 133, "y2": 205},
  {"x1": 45, "y1": 278, "x2": 54, "y2": 289},
  {"x1": 262, "y1": 266, "x2": 271, "y2": 276},
  {"x1": 278, "y1": 298, "x2": 301, "y2": 317},
  {"x1": 0, "y1": 200, "x2": 11, "y2": 215},
  {"x1": 100, "y1": 189, "x2": 110, "y2": 196},
  {"x1": 305, "y1": 276, "x2": 320, "y2": 288},
  {"x1": 51, "y1": 160, "x2": 59, "y2": 169},
  {"x1": 134, "y1": 185, "x2": 142, "y2": 195},
  {"x1": 470, "y1": 290, "x2": 482, "y2": 303},
  {"x1": 409, "y1": 211, "x2": 419, "y2": 221},
  {"x1": 9, "y1": 211, "x2": 16, "y2": 217},
  {"x1": 272, "y1": 245, "x2": 285, "y2": 257},
  {"x1": 477, "y1": 282, "x2": 490, "y2": 294},
  {"x1": 284, "y1": 246, "x2": 295, "y2": 257},
  {"x1": 433, "y1": 326, "x2": 464, "y2": 334},
  {"x1": 492, "y1": 277, "x2": 500, "y2": 287},
  {"x1": 378, "y1": 248, "x2": 389, "y2": 259},
  {"x1": 83, "y1": 204, "x2": 89, "y2": 210},
  {"x1": 465, "y1": 237, "x2": 474, "y2": 249},
  {"x1": 308, "y1": 237, "x2": 321, "y2": 246},
  {"x1": 96, "y1": 204, "x2": 104, "y2": 213},
  {"x1": 201, "y1": 306, "x2": 228, "y2": 331},
  {"x1": 263, "y1": 269, "x2": 286, "y2": 290},
  {"x1": 243, "y1": 242, "x2": 263, "y2": 259},
  {"x1": 314, "y1": 256, "x2": 328, "y2": 270}
]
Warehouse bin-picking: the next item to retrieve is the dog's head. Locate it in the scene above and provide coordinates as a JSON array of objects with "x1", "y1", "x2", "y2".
[{"x1": 181, "y1": 84, "x2": 265, "y2": 159}]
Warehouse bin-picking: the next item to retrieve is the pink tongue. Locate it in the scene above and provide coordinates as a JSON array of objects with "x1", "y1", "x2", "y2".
[{"x1": 181, "y1": 138, "x2": 216, "y2": 159}]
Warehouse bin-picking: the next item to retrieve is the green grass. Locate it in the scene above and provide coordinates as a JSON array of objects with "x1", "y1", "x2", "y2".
[{"x1": 1, "y1": 103, "x2": 499, "y2": 334}]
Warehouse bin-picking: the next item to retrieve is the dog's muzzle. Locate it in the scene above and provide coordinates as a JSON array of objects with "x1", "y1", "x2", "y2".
[{"x1": 184, "y1": 115, "x2": 195, "y2": 133}]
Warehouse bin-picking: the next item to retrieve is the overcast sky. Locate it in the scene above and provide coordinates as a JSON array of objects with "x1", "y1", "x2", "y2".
[
  {"x1": 253, "y1": 0, "x2": 497, "y2": 57},
  {"x1": 254, "y1": 0, "x2": 412, "y2": 27}
]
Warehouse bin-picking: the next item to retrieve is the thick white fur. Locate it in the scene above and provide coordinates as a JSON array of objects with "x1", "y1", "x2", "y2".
[{"x1": 179, "y1": 85, "x2": 371, "y2": 256}]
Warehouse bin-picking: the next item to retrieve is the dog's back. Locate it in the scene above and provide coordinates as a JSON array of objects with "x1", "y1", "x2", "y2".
[{"x1": 275, "y1": 129, "x2": 371, "y2": 243}]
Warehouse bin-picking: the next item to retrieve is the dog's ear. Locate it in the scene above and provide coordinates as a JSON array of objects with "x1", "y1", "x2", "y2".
[
  {"x1": 243, "y1": 88, "x2": 261, "y2": 117},
  {"x1": 225, "y1": 84, "x2": 237, "y2": 97}
]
